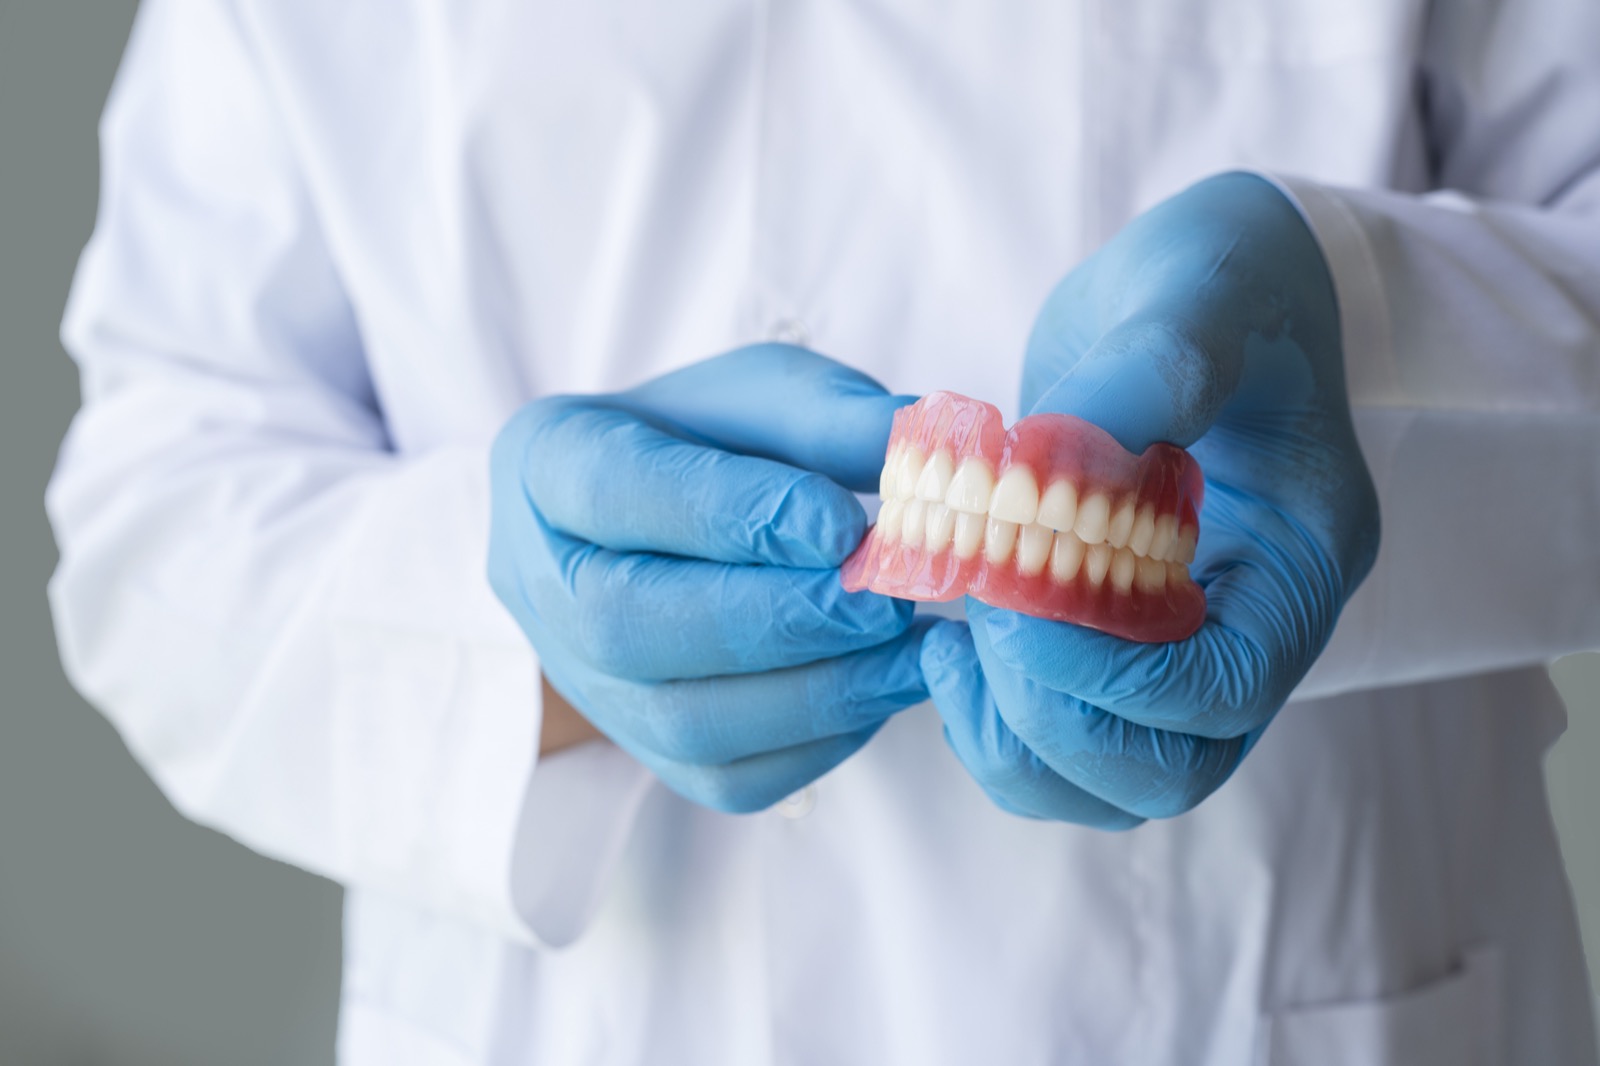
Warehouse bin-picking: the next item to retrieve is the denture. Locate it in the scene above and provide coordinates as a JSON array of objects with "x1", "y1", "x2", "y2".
[{"x1": 841, "y1": 392, "x2": 1205, "y2": 642}]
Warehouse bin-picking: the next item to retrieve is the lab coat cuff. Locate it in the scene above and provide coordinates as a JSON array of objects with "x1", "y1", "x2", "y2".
[
  {"x1": 508, "y1": 731, "x2": 654, "y2": 948},
  {"x1": 326, "y1": 446, "x2": 649, "y2": 950},
  {"x1": 1246, "y1": 173, "x2": 1401, "y2": 703},
  {"x1": 1250, "y1": 172, "x2": 1401, "y2": 408}
]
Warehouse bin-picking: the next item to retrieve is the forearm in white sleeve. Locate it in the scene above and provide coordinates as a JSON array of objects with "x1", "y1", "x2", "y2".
[
  {"x1": 46, "y1": 0, "x2": 649, "y2": 948},
  {"x1": 1277, "y1": 0, "x2": 1600, "y2": 699}
]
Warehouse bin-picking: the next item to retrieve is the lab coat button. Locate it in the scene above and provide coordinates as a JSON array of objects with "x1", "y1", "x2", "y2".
[
  {"x1": 776, "y1": 785, "x2": 817, "y2": 819},
  {"x1": 767, "y1": 318, "x2": 811, "y2": 347}
]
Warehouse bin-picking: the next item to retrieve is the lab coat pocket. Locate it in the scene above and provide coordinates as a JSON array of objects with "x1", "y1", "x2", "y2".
[{"x1": 1257, "y1": 946, "x2": 1502, "y2": 1066}]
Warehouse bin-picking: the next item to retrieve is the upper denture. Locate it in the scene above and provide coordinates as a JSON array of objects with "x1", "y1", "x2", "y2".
[{"x1": 840, "y1": 391, "x2": 1206, "y2": 643}]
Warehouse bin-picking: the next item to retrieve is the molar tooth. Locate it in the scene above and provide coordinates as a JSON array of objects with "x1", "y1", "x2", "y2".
[
  {"x1": 1135, "y1": 555, "x2": 1167, "y2": 594},
  {"x1": 1107, "y1": 498, "x2": 1136, "y2": 549},
  {"x1": 901, "y1": 498, "x2": 928, "y2": 546},
  {"x1": 876, "y1": 498, "x2": 905, "y2": 541},
  {"x1": 984, "y1": 517, "x2": 1019, "y2": 565},
  {"x1": 924, "y1": 503, "x2": 955, "y2": 551},
  {"x1": 1049, "y1": 532, "x2": 1085, "y2": 583},
  {"x1": 989, "y1": 467, "x2": 1040, "y2": 525},
  {"x1": 1129, "y1": 505, "x2": 1156, "y2": 557},
  {"x1": 946, "y1": 459, "x2": 996, "y2": 514},
  {"x1": 1037, "y1": 480, "x2": 1079, "y2": 532},
  {"x1": 953, "y1": 510, "x2": 986, "y2": 559},
  {"x1": 1175, "y1": 525, "x2": 1198, "y2": 565},
  {"x1": 1015, "y1": 523, "x2": 1053, "y2": 576},
  {"x1": 1084, "y1": 543, "x2": 1113, "y2": 586},
  {"x1": 1073, "y1": 492, "x2": 1111, "y2": 545},
  {"x1": 915, "y1": 450, "x2": 955, "y2": 502},
  {"x1": 1110, "y1": 548, "x2": 1137, "y2": 594},
  {"x1": 1150, "y1": 515, "x2": 1177, "y2": 561}
]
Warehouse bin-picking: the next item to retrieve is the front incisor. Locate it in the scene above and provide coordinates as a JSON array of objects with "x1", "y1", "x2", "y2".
[
  {"x1": 924, "y1": 503, "x2": 956, "y2": 551},
  {"x1": 953, "y1": 510, "x2": 986, "y2": 559},
  {"x1": 1037, "y1": 480, "x2": 1079, "y2": 531},
  {"x1": 915, "y1": 450, "x2": 955, "y2": 502},
  {"x1": 1084, "y1": 543, "x2": 1113, "y2": 586},
  {"x1": 1074, "y1": 493, "x2": 1111, "y2": 545},
  {"x1": 984, "y1": 517, "x2": 1019, "y2": 565},
  {"x1": 1015, "y1": 523, "x2": 1053, "y2": 576},
  {"x1": 946, "y1": 459, "x2": 996, "y2": 514},
  {"x1": 901, "y1": 498, "x2": 928, "y2": 545},
  {"x1": 1049, "y1": 532, "x2": 1086, "y2": 582},
  {"x1": 989, "y1": 467, "x2": 1040, "y2": 525},
  {"x1": 895, "y1": 447, "x2": 925, "y2": 501}
]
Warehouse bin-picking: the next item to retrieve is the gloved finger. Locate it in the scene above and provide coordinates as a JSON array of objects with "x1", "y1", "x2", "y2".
[
  {"x1": 921, "y1": 621, "x2": 1144, "y2": 829},
  {"x1": 620, "y1": 343, "x2": 917, "y2": 492},
  {"x1": 516, "y1": 517, "x2": 914, "y2": 682},
  {"x1": 968, "y1": 609, "x2": 1246, "y2": 820},
  {"x1": 646, "y1": 724, "x2": 885, "y2": 815},
  {"x1": 572, "y1": 622, "x2": 931, "y2": 765},
  {"x1": 1024, "y1": 309, "x2": 1243, "y2": 455},
  {"x1": 509, "y1": 399, "x2": 867, "y2": 568},
  {"x1": 975, "y1": 484, "x2": 1343, "y2": 739}
]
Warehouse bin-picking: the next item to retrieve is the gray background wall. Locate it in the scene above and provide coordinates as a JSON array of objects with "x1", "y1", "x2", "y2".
[
  {"x1": 1, "y1": 3, "x2": 1596, "y2": 1064},
  {"x1": 0, "y1": 3, "x2": 342, "y2": 1064}
]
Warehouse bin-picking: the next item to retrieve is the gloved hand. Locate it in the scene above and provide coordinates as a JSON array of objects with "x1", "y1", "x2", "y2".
[
  {"x1": 489, "y1": 345, "x2": 928, "y2": 813},
  {"x1": 923, "y1": 172, "x2": 1380, "y2": 827}
]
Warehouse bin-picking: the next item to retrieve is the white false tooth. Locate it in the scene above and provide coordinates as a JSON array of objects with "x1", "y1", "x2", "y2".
[
  {"x1": 984, "y1": 517, "x2": 1019, "y2": 565},
  {"x1": 895, "y1": 447, "x2": 926, "y2": 501},
  {"x1": 1084, "y1": 543, "x2": 1113, "y2": 586},
  {"x1": 1049, "y1": 532, "x2": 1086, "y2": 583},
  {"x1": 1074, "y1": 492, "x2": 1111, "y2": 545},
  {"x1": 1175, "y1": 525, "x2": 1198, "y2": 565},
  {"x1": 1149, "y1": 515, "x2": 1177, "y2": 561},
  {"x1": 1016, "y1": 523, "x2": 1053, "y2": 576},
  {"x1": 1167, "y1": 561, "x2": 1191, "y2": 586},
  {"x1": 876, "y1": 498, "x2": 905, "y2": 541},
  {"x1": 953, "y1": 510, "x2": 986, "y2": 559},
  {"x1": 925, "y1": 503, "x2": 956, "y2": 551},
  {"x1": 878, "y1": 444, "x2": 901, "y2": 499},
  {"x1": 1037, "y1": 479, "x2": 1079, "y2": 532},
  {"x1": 1135, "y1": 555, "x2": 1167, "y2": 594},
  {"x1": 915, "y1": 450, "x2": 955, "y2": 502},
  {"x1": 1110, "y1": 548, "x2": 1137, "y2": 594},
  {"x1": 901, "y1": 498, "x2": 928, "y2": 546},
  {"x1": 1129, "y1": 505, "x2": 1156, "y2": 557},
  {"x1": 989, "y1": 467, "x2": 1040, "y2": 525},
  {"x1": 1107, "y1": 498, "x2": 1136, "y2": 549},
  {"x1": 946, "y1": 459, "x2": 996, "y2": 514}
]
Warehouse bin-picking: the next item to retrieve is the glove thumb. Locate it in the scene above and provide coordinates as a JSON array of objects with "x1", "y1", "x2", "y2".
[
  {"x1": 1025, "y1": 310, "x2": 1240, "y2": 455},
  {"x1": 622, "y1": 343, "x2": 915, "y2": 491}
]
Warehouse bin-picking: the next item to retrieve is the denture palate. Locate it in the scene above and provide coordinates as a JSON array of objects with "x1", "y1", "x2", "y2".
[{"x1": 842, "y1": 391, "x2": 1206, "y2": 643}]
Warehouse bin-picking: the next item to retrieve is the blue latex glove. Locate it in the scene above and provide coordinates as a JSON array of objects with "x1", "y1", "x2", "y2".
[
  {"x1": 489, "y1": 345, "x2": 928, "y2": 813},
  {"x1": 923, "y1": 173, "x2": 1381, "y2": 827}
]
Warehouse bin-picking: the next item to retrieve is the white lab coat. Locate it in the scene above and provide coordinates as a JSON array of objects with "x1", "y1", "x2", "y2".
[{"x1": 47, "y1": 0, "x2": 1600, "y2": 1062}]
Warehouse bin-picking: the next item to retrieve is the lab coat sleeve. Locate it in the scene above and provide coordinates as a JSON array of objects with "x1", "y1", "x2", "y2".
[
  {"x1": 45, "y1": 0, "x2": 651, "y2": 948},
  {"x1": 1274, "y1": 0, "x2": 1600, "y2": 700}
]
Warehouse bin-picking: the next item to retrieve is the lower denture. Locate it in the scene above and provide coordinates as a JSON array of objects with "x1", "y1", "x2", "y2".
[{"x1": 840, "y1": 391, "x2": 1206, "y2": 643}]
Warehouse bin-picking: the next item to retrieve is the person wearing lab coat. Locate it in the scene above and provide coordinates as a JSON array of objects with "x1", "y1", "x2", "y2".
[{"x1": 46, "y1": 1, "x2": 1600, "y2": 1063}]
